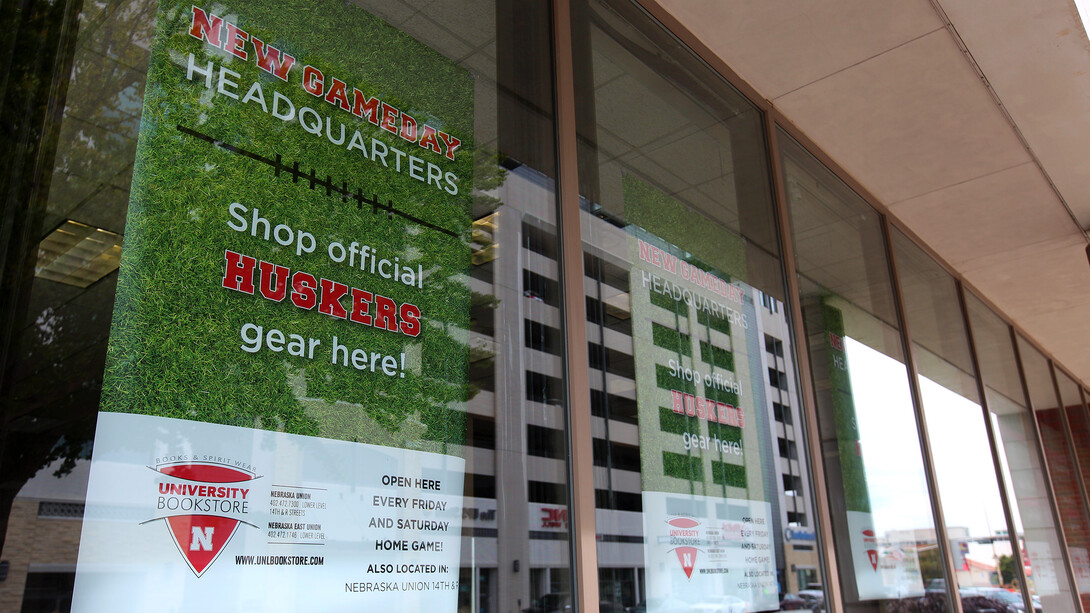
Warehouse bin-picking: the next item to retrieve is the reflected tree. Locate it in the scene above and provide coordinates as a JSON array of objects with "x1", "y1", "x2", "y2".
[{"x1": 0, "y1": 0, "x2": 156, "y2": 552}]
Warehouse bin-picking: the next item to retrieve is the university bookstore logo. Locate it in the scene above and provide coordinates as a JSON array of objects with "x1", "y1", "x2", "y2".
[
  {"x1": 149, "y1": 460, "x2": 259, "y2": 577},
  {"x1": 666, "y1": 517, "x2": 701, "y2": 579},
  {"x1": 861, "y1": 528, "x2": 878, "y2": 571}
]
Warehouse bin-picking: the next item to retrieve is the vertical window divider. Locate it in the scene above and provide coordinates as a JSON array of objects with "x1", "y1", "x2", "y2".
[
  {"x1": 764, "y1": 113, "x2": 843, "y2": 613},
  {"x1": 881, "y1": 215, "x2": 964, "y2": 613},
  {"x1": 550, "y1": 0, "x2": 599, "y2": 611},
  {"x1": 957, "y1": 281, "x2": 1037, "y2": 613},
  {"x1": 1010, "y1": 326, "x2": 1085, "y2": 613},
  {"x1": 1082, "y1": 386, "x2": 1090, "y2": 434},
  {"x1": 1082, "y1": 385, "x2": 1090, "y2": 440},
  {"x1": 1082, "y1": 385, "x2": 1090, "y2": 466}
]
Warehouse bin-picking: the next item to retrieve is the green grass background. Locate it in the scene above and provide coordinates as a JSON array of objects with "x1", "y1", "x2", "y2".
[
  {"x1": 625, "y1": 177, "x2": 765, "y2": 502},
  {"x1": 623, "y1": 175, "x2": 746, "y2": 283},
  {"x1": 821, "y1": 302, "x2": 872, "y2": 512},
  {"x1": 101, "y1": 0, "x2": 474, "y2": 453}
]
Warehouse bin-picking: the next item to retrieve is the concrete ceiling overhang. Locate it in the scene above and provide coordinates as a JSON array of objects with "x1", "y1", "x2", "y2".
[{"x1": 654, "y1": 0, "x2": 1090, "y2": 386}]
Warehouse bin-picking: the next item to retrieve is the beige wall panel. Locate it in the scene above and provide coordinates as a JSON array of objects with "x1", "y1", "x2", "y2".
[
  {"x1": 656, "y1": 0, "x2": 942, "y2": 99},
  {"x1": 889, "y1": 162, "x2": 1075, "y2": 266},
  {"x1": 936, "y1": 0, "x2": 1090, "y2": 227},
  {"x1": 776, "y1": 30, "x2": 1030, "y2": 204}
]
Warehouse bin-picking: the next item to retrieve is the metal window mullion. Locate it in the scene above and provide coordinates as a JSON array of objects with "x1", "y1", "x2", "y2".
[
  {"x1": 764, "y1": 115, "x2": 843, "y2": 613},
  {"x1": 550, "y1": 1, "x2": 600, "y2": 612},
  {"x1": 1082, "y1": 384, "x2": 1090, "y2": 477},
  {"x1": 957, "y1": 281, "x2": 1035, "y2": 613},
  {"x1": 881, "y1": 217, "x2": 964, "y2": 613},
  {"x1": 1010, "y1": 326, "x2": 1084, "y2": 613}
]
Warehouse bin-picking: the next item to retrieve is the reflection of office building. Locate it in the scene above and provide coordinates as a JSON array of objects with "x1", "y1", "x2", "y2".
[
  {"x1": 464, "y1": 165, "x2": 824, "y2": 607},
  {"x1": 756, "y1": 294, "x2": 820, "y2": 594}
]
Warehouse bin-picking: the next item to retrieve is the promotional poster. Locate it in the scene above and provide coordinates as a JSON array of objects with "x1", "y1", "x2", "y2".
[
  {"x1": 72, "y1": 0, "x2": 474, "y2": 609},
  {"x1": 624, "y1": 176, "x2": 779, "y2": 611}
]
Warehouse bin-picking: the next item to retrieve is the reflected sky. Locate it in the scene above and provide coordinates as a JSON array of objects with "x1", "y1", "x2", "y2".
[{"x1": 845, "y1": 337, "x2": 1007, "y2": 539}]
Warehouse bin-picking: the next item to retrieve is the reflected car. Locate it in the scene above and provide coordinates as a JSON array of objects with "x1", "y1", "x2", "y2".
[
  {"x1": 690, "y1": 595, "x2": 747, "y2": 613},
  {"x1": 779, "y1": 593, "x2": 808, "y2": 610},
  {"x1": 968, "y1": 588, "x2": 1041, "y2": 613},
  {"x1": 962, "y1": 594, "x2": 1015, "y2": 613},
  {"x1": 797, "y1": 590, "x2": 824, "y2": 608},
  {"x1": 523, "y1": 593, "x2": 572, "y2": 613}
]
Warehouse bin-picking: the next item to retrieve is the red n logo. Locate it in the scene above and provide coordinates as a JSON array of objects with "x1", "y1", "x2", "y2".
[{"x1": 675, "y1": 546, "x2": 697, "y2": 579}]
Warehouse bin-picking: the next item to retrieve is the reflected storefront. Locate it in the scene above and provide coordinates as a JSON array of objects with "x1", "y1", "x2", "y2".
[{"x1": 0, "y1": 1, "x2": 1088, "y2": 613}]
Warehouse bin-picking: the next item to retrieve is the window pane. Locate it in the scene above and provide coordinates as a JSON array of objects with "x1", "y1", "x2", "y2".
[
  {"x1": 781, "y1": 131, "x2": 951, "y2": 612},
  {"x1": 892, "y1": 229, "x2": 1029, "y2": 610},
  {"x1": 0, "y1": 1, "x2": 572, "y2": 611},
  {"x1": 572, "y1": 1, "x2": 825, "y2": 611},
  {"x1": 966, "y1": 295, "x2": 1076, "y2": 613}
]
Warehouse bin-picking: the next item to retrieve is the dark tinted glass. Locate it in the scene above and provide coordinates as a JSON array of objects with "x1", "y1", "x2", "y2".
[{"x1": 0, "y1": 1, "x2": 573, "y2": 611}]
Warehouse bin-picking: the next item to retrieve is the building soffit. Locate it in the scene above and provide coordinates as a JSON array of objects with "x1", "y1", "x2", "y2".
[{"x1": 653, "y1": 0, "x2": 1090, "y2": 386}]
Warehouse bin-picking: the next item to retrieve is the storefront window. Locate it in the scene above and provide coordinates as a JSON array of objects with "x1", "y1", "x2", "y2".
[
  {"x1": 965, "y1": 294, "x2": 1076, "y2": 613},
  {"x1": 0, "y1": 0, "x2": 572, "y2": 611},
  {"x1": 1018, "y1": 335, "x2": 1090, "y2": 612},
  {"x1": 5, "y1": 1, "x2": 1090, "y2": 613},
  {"x1": 570, "y1": 1, "x2": 823, "y2": 611},
  {"x1": 891, "y1": 230, "x2": 1029, "y2": 612},
  {"x1": 780, "y1": 131, "x2": 951, "y2": 612}
]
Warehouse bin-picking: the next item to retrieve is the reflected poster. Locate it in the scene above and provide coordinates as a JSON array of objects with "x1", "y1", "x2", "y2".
[
  {"x1": 822, "y1": 302, "x2": 925, "y2": 600},
  {"x1": 72, "y1": 0, "x2": 473, "y2": 610},
  {"x1": 624, "y1": 176, "x2": 779, "y2": 612}
]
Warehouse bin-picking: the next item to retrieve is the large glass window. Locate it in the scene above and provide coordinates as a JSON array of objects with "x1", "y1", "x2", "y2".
[
  {"x1": 0, "y1": 1, "x2": 573, "y2": 612},
  {"x1": 570, "y1": 2, "x2": 824, "y2": 612},
  {"x1": 781, "y1": 131, "x2": 952, "y2": 613},
  {"x1": 892, "y1": 229, "x2": 1031, "y2": 612},
  {"x1": 966, "y1": 294, "x2": 1077, "y2": 613}
]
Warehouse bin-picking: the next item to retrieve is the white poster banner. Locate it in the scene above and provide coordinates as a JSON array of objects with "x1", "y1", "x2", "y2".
[
  {"x1": 642, "y1": 491, "x2": 778, "y2": 612},
  {"x1": 846, "y1": 511, "x2": 924, "y2": 600},
  {"x1": 72, "y1": 412, "x2": 464, "y2": 612},
  {"x1": 1068, "y1": 546, "x2": 1090, "y2": 592},
  {"x1": 622, "y1": 177, "x2": 780, "y2": 613}
]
